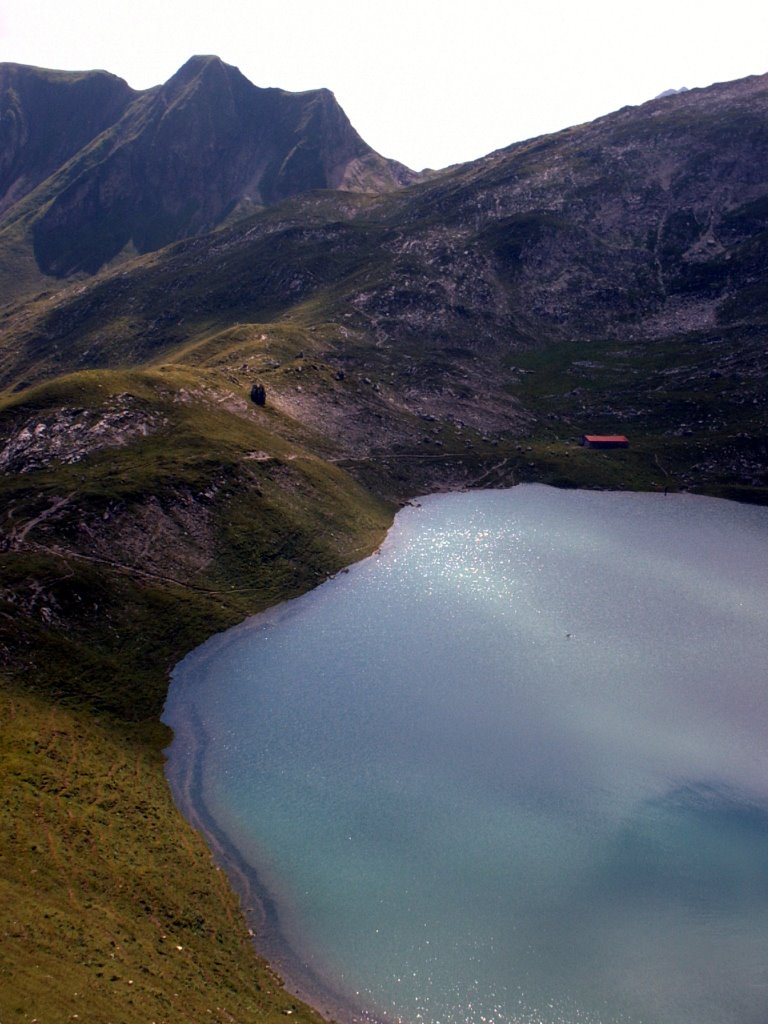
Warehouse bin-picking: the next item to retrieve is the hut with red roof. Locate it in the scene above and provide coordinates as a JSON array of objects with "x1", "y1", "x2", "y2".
[{"x1": 580, "y1": 434, "x2": 629, "y2": 449}]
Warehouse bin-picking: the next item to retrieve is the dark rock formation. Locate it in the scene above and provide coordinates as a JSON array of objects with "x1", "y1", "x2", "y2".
[
  {"x1": 0, "y1": 62, "x2": 136, "y2": 216},
  {"x1": 0, "y1": 56, "x2": 416, "y2": 279}
]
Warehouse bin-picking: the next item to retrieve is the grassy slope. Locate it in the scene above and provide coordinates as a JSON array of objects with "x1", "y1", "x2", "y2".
[
  {"x1": 9, "y1": 326, "x2": 759, "y2": 1024},
  {"x1": 1, "y1": 681, "x2": 330, "y2": 1024},
  {"x1": 505, "y1": 331, "x2": 768, "y2": 504},
  {"x1": 0, "y1": 365, "x2": 394, "y2": 1023}
]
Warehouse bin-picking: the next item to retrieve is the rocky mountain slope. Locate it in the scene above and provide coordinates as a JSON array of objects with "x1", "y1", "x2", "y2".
[
  {"x1": 3, "y1": 69, "x2": 767, "y2": 489},
  {"x1": 0, "y1": 63, "x2": 135, "y2": 214},
  {"x1": 2, "y1": 61, "x2": 768, "y2": 1024},
  {"x1": 0, "y1": 55, "x2": 415, "y2": 288}
]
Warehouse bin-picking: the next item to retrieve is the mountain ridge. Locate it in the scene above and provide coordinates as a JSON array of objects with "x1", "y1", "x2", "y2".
[
  {"x1": 3, "y1": 66, "x2": 768, "y2": 489},
  {"x1": 0, "y1": 56, "x2": 416, "y2": 288},
  {"x1": 0, "y1": 61, "x2": 137, "y2": 217},
  {"x1": 7, "y1": 68, "x2": 768, "y2": 382}
]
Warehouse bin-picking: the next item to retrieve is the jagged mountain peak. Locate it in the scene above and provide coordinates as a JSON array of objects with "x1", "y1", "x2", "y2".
[
  {"x1": 0, "y1": 56, "x2": 417, "y2": 284},
  {"x1": 160, "y1": 53, "x2": 248, "y2": 99},
  {"x1": 172, "y1": 53, "x2": 227, "y2": 76}
]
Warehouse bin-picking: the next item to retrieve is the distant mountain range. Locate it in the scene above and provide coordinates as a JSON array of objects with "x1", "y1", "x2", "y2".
[
  {"x1": 3, "y1": 62, "x2": 768, "y2": 436},
  {"x1": 0, "y1": 55, "x2": 415, "y2": 281},
  {"x1": 4, "y1": 59, "x2": 768, "y2": 346}
]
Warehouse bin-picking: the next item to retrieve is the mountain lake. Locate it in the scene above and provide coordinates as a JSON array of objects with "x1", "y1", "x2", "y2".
[{"x1": 163, "y1": 484, "x2": 768, "y2": 1024}]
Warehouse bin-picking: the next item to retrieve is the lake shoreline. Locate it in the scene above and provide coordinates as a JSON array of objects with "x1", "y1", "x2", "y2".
[
  {"x1": 165, "y1": 660, "x2": 395, "y2": 1024},
  {"x1": 163, "y1": 485, "x2": 768, "y2": 1024}
]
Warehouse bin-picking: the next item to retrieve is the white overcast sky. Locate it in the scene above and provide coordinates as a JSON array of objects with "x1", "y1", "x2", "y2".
[{"x1": 1, "y1": 0, "x2": 767, "y2": 171}]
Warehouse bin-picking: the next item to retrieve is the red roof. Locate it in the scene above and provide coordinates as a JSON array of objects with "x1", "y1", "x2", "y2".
[{"x1": 583, "y1": 435, "x2": 628, "y2": 443}]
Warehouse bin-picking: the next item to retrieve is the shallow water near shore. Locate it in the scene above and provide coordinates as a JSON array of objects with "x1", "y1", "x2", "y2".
[{"x1": 163, "y1": 485, "x2": 768, "y2": 1024}]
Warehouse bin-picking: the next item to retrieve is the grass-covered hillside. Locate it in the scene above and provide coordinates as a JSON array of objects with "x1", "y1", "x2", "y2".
[{"x1": 0, "y1": 363, "x2": 394, "y2": 1023}]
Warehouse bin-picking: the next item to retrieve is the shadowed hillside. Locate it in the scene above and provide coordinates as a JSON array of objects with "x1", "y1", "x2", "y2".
[{"x1": 0, "y1": 56, "x2": 415, "y2": 289}]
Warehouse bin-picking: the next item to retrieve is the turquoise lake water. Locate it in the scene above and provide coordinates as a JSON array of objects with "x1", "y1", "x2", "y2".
[{"x1": 163, "y1": 485, "x2": 768, "y2": 1024}]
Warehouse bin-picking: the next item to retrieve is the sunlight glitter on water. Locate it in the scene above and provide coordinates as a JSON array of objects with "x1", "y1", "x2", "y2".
[{"x1": 164, "y1": 486, "x2": 768, "y2": 1024}]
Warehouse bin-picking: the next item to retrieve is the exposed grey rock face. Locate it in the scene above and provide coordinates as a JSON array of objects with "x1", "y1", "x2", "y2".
[
  {"x1": 0, "y1": 395, "x2": 166, "y2": 473},
  {"x1": 343, "y1": 72, "x2": 768, "y2": 348},
  {"x1": 655, "y1": 87, "x2": 689, "y2": 99}
]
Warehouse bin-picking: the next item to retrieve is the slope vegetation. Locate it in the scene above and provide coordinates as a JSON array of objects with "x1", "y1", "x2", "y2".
[{"x1": 0, "y1": 364, "x2": 393, "y2": 1023}]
